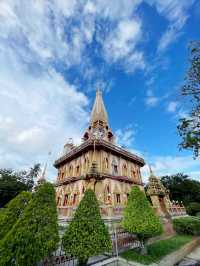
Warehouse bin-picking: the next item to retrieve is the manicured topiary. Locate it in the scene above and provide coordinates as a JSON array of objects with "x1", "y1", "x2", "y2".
[
  {"x1": 122, "y1": 186, "x2": 163, "y2": 254},
  {"x1": 173, "y1": 216, "x2": 200, "y2": 235},
  {"x1": 0, "y1": 191, "x2": 31, "y2": 240},
  {"x1": 0, "y1": 182, "x2": 59, "y2": 266},
  {"x1": 62, "y1": 189, "x2": 112, "y2": 265}
]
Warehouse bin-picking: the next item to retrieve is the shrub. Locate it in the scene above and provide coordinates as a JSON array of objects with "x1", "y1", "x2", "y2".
[
  {"x1": 0, "y1": 182, "x2": 59, "y2": 266},
  {"x1": 173, "y1": 216, "x2": 200, "y2": 235},
  {"x1": 196, "y1": 212, "x2": 200, "y2": 217},
  {"x1": 62, "y1": 189, "x2": 112, "y2": 265},
  {"x1": 122, "y1": 186, "x2": 163, "y2": 254},
  {"x1": 186, "y1": 202, "x2": 200, "y2": 216},
  {"x1": 0, "y1": 191, "x2": 31, "y2": 240}
]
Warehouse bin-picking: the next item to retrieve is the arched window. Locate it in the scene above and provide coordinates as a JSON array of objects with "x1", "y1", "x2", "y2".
[
  {"x1": 63, "y1": 194, "x2": 69, "y2": 206},
  {"x1": 61, "y1": 172, "x2": 64, "y2": 180},
  {"x1": 116, "y1": 194, "x2": 121, "y2": 204},
  {"x1": 131, "y1": 168, "x2": 136, "y2": 178},
  {"x1": 83, "y1": 158, "x2": 87, "y2": 171},
  {"x1": 108, "y1": 131, "x2": 113, "y2": 142},
  {"x1": 122, "y1": 164, "x2": 127, "y2": 176},
  {"x1": 57, "y1": 197, "x2": 61, "y2": 206},
  {"x1": 112, "y1": 158, "x2": 118, "y2": 175},
  {"x1": 69, "y1": 165, "x2": 73, "y2": 176},
  {"x1": 76, "y1": 165, "x2": 80, "y2": 175},
  {"x1": 104, "y1": 185, "x2": 111, "y2": 203},
  {"x1": 73, "y1": 194, "x2": 77, "y2": 205},
  {"x1": 103, "y1": 157, "x2": 109, "y2": 170}
]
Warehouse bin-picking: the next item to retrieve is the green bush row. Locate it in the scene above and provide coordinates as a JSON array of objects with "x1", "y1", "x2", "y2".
[{"x1": 173, "y1": 216, "x2": 200, "y2": 235}]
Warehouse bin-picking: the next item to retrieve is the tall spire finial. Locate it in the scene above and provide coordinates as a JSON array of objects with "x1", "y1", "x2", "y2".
[
  {"x1": 37, "y1": 151, "x2": 51, "y2": 185},
  {"x1": 90, "y1": 89, "x2": 108, "y2": 125},
  {"x1": 148, "y1": 164, "x2": 153, "y2": 176}
]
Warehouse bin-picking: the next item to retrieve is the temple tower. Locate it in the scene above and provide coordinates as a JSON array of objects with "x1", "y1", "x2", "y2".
[
  {"x1": 146, "y1": 167, "x2": 171, "y2": 217},
  {"x1": 54, "y1": 90, "x2": 145, "y2": 220}
]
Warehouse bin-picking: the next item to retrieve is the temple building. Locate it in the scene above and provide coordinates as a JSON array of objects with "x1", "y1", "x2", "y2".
[{"x1": 54, "y1": 90, "x2": 145, "y2": 220}]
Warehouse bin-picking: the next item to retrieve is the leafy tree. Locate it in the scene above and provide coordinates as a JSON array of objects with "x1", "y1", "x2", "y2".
[
  {"x1": 186, "y1": 202, "x2": 200, "y2": 216},
  {"x1": 0, "y1": 164, "x2": 40, "y2": 207},
  {"x1": 161, "y1": 173, "x2": 200, "y2": 205},
  {"x1": 0, "y1": 191, "x2": 31, "y2": 240},
  {"x1": 0, "y1": 182, "x2": 59, "y2": 266},
  {"x1": 62, "y1": 189, "x2": 112, "y2": 265},
  {"x1": 178, "y1": 41, "x2": 200, "y2": 158},
  {"x1": 122, "y1": 186, "x2": 163, "y2": 255}
]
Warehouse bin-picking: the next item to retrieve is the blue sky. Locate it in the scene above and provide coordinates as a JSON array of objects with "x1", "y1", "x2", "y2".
[{"x1": 0, "y1": 0, "x2": 199, "y2": 182}]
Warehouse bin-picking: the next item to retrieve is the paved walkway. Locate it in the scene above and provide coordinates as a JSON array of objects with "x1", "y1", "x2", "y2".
[{"x1": 177, "y1": 246, "x2": 200, "y2": 266}]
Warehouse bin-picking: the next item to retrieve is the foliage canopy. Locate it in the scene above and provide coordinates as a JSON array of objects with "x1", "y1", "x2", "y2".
[
  {"x1": 161, "y1": 173, "x2": 200, "y2": 206},
  {"x1": 173, "y1": 216, "x2": 200, "y2": 236},
  {"x1": 0, "y1": 182, "x2": 59, "y2": 266},
  {"x1": 122, "y1": 186, "x2": 163, "y2": 241},
  {"x1": 178, "y1": 41, "x2": 200, "y2": 158},
  {"x1": 0, "y1": 191, "x2": 31, "y2": 240},
  {"x1": 0, "y1": 164, "x2": 40, "y2": 207},
  {"x1": 62, "y1": 189, "x2": 112, "y2": 264}
]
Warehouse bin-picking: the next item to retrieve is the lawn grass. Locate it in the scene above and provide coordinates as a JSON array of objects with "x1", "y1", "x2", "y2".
[{"x1": 120, "y1": 235, "x2": 193, "y2": 265}]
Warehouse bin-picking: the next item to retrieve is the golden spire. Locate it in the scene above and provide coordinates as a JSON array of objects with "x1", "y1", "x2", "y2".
[
  {"x1": 148, "y1": 164, "x2": 154, "y2": 176},
  {"x1": 90, "y1": 89, "x2": 108, "y2": 125}
]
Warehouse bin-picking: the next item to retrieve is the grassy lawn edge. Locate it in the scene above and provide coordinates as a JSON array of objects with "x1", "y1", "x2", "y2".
[{"x1": 120, "y1": 235, "x2": 193, "y2": 265}]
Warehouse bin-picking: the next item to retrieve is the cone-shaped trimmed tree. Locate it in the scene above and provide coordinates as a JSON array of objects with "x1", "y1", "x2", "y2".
[
  {"x1": 0, "y1": 191, "x2": 31, "y2": 240},
  {"x1": 122, "y1": 186, "x2": 163, "y2": 254},
  {"x1": 0, "y1": 182, "x2": 59, "y2": 266},
  {"x1": 62, "y1": 189, "x2": 112, "y2": 265}
]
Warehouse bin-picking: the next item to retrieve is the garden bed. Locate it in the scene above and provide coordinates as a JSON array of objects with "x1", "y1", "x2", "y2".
[{"x1": 120, "y1": 235, "x2": 193, "y2": 265}]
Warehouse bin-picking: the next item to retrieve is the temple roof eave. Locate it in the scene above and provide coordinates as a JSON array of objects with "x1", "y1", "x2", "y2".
[
  {"x1": 54, "y1": 139, "x2": 145, "y2": 168},
  {"x1": 55, "y1": 173, "x2": 144, "y2": 187}
]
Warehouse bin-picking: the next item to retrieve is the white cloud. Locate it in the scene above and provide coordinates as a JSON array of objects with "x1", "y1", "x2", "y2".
[
  {"x1": 167, "y1": 101, "x2": 178, "y2": 112},
  {"x1": 0, "y1": 42, "x2": 89, "y2": 179},
  {"x1": 141, "y1": 154, "x2": 200, "y2": 183},
  {"x1": 145, "y1": 90, "x2": 159, "y2": 107},
  {"x1": 145, "y1": 96, "x2": 159, "y2": 107},
  {"x1": 148, "y1": 0, "x2": 195, "y2": 52},
  {"x1": 102, "y1": 18, "x2": 145, "y2": 72},
  {"x1": 115, "y1": 126, "x2": 135, "y2": 148}
]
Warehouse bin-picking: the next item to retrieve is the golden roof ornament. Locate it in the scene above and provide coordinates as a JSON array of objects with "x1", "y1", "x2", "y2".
[{"x1": 90, "y1": 89, "x2": 108, "y2": 125}]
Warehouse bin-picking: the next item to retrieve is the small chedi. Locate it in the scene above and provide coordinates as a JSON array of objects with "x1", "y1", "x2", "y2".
[
  {"x1": 54, "y1": 90, "x2": 186, "y2": 224},
  {"x1": 146, "y1": 168, "x2": 186, "y2": 218}
]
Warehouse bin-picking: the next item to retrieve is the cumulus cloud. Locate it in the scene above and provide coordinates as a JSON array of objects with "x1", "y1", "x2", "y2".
[
  {"x1": 102, "y1": 18, "x2": 145, "y2": 71},
  {"x1": 0, "y1": 60, "x2": 89, "y2": 178}
]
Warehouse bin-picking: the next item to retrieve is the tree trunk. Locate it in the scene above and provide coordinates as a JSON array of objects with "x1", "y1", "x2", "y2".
[
  {"x1": 140, "y1": 239, "x2": 147, "y2": 255},
  {"x1": 78, "y1": 258, "x2": 88, "y2": 266}
]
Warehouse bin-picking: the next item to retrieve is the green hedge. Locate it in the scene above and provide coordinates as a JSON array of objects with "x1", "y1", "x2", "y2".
[
  {"x1": 0, "y1": 191, "x2": 31, "y2": 240},
  {"x1": 173, "y1": 216, "x2": 200, "y2": 235}
]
